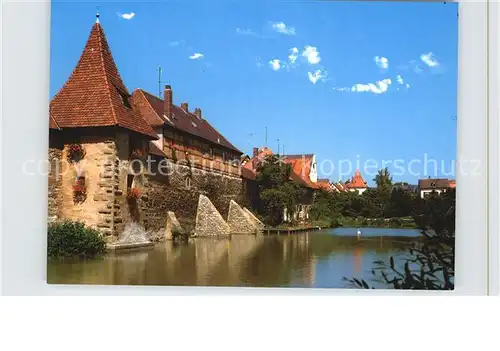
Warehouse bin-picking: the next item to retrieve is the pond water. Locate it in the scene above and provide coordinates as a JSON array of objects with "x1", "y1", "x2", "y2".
[{"x1": 47, "y1": 227, "x2": 422, "y2": 289}]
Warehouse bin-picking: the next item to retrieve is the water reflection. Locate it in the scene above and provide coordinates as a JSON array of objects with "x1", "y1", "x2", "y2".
[{"x1": 47, "y1": 228, "x2": 420, "y2": 288}]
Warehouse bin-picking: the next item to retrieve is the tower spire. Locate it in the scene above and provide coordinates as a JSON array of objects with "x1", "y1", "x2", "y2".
[{"x1": 96, "y1": 7, "x2": 100, "y2": 23}]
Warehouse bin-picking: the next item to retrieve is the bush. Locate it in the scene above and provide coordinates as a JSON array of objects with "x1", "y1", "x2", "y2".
[
  {"x1": 48, "y1": 220, "x2": 107, "y2": 258},
  {"x1": 389, "y1": 217, "x2": 403, "y2": 227}
]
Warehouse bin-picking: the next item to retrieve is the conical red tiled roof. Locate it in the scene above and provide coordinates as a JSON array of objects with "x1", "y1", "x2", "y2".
[
  {"x1": 49, "y1": 21, "x2": 157, "y2": 139},
  {"x1": 346, "y1": 170, "x2": 368, "y2": 189}
]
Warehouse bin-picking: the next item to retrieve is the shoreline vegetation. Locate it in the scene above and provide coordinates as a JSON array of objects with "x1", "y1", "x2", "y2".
[
  {"x1": 339, "y1": 216, "x2": 418, "y2": 229},
  {"x1": 48, "y1": 162, "x2": 447, "y2": 264},
  {"x1": 48, "y1": 220, "x2": 106, "y2": 258}
]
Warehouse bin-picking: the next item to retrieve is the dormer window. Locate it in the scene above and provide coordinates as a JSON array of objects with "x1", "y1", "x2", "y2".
[{"x1": 117, "y1": 88, "x2": 131, "y2": 109}]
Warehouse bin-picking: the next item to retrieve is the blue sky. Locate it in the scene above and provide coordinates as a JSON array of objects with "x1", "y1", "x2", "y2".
[{"x1": 50, "y1": 1, "x2": 458, "y2": 185}]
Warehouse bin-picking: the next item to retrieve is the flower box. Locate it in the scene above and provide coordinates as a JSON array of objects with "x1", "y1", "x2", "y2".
[
  {"x1": 127, "y1": 187, "x2": 141, "y2": 200},
  {"x1": 67, "y1": 144, "x2": 85, "y2": 163}
]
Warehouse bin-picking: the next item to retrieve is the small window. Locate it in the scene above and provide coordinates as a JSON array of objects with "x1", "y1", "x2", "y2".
[
  {"x1": 117, "y1": 89, "x2": 132, "y2": 109},
  {"x1": 185, "y1": 176, "x2": 192, "y2": 190},
  {"x1": 127, "y1": 174, "x2": 134, "y2": 189}
]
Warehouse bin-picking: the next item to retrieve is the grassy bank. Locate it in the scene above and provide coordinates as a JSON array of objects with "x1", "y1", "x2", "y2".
[{"x1": 341, "y1": 216, "x2": 418, "y2": 229}]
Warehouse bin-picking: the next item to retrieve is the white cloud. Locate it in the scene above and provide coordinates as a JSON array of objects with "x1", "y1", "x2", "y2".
[
  {"x1": 189, "y1": 53, "x2": 204, "y2": 60},
  {"x1": 374, "y1": 56, "x2": 389, "y2": 69},
  {"x1": 236, "y1": 28, "x2": 257, "y2": 36},
  {"x1": 256, "y1": 57, "x2": 263, "y2": 68},
  {"x1": 308, "y1": 69, "x2": 328, "y2": 84},
  {"x1": 396, "y1": 74, "x2": 404, "y2": 85},
  {"x1": 271, "y1": 21, "x2": 296, "y2": 35},
  {"x1": 288, "y1": 47, "x2": 299, "y2": 64},
  {"x1": 169, "y1": 40, "x2": 186, "y2": 47},
  {"x1": 420, "y1": 52, "x2": 440, "y2": 67},
  {"x1": 302, "y1": 46, "x2": 321, "y2": 65},
  {"x1": 351, "y1": 78, "x2": 392, "y2": 94},
  {"x1": 333, "y1": 87, "x2": 351, "y2": 92},
  {"x1": 119, "y1": 12, "x2": 135, "y2": 20},
  {"x1": 269, "y1": 59, "x2": 282, "y2": 71},
  {"x1": 406, "y1": 83, "x2": 411, "y2": 88}
]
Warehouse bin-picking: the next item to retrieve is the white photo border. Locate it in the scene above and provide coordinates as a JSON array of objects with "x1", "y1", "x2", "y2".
[{"x1": 0, "y1": 0, "x2": 497, "y2": 295}]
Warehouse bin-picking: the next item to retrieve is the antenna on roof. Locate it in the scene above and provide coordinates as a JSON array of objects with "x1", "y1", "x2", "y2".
[
  {"x1": 158, "y1": 66, "x2": 162, "y2": 98},
  {"x1": 276, "y1": 139, "x2": 280, "y2": 157},
  {"x1": 157, "y1": 66, "x2": 169, "y2": 98},
  {"x1": 96, "y1": 6, "x2": 100, "y2": 23}
]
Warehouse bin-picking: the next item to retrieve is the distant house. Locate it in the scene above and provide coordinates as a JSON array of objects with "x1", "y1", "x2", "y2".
[
  {"x1": 331, "y1": 182, "x2": 348, "y2": 193},
  {"x1": 281, "y1": 154, "x2": 319, "y2": 187},
  {"x1": 418, "y1": 178, "x2": 455, "y2": 198},
  {"x1": 393, "y1": 182, "x2": 418, "y2": 193},
  {"x1": 345, "y1": 170, "x2": 369, "y2": 195},
  {"x1": 244, "y1": 147, "x2": 320, "y2": 222},
  {"x1": 316, "y1": 178, "x2": 333, "y2": 192}
]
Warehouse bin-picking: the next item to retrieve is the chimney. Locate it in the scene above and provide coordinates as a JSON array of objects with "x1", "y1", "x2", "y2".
[
  {"x1": 252, "y1": 147, "x2": 259, "y2": 170},
  {"x1": 164, "y1": 85, "x2": 172, "y2": 119},
  {"x1": 194, "y1": 108, "x2": 202, "y2": 119},
  {"x1": 181, "y1": 102, "x2": 188, "y2": 112}
]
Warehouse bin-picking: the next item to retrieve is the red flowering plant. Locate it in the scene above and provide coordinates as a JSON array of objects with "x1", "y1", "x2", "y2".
[
  {"x1": 127, "y1": 187, "x2": 141, "y2": 200},
  {"x1": 72, "y1": 178, "x2": 87, "y2": 203},
  {"x1": 67, "y1": 144, "x2": 86, "y2": 163}
]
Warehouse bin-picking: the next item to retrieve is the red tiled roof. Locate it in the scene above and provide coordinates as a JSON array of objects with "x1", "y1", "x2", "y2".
[
  {"x1": 49, "y1": 22, "x2": 157, "y2": 139},
  {"x1": 49, "y1": 112, "x2": 61, "y2": 130},
  {"x1": 282, "y1": 154, "x2": 319, "y2": 189},
  {"x1": 333, "y1": 183, "x2": 343, "y2": 192},
  {"x1": 134, "y1": 89, "x2": 241, "y2": 154},
  {"x1": 282, "y1": 154, "x2": 314, "y2": 180},
  {"x1": 418, "y1": 178, "x2": 453, "y2": 190},
  {"x1": 245, "y1": 148, "x2": 318, "y2": 189},
  {"x1": 241, "y1": 166, "x2": 257, "y2": 180},
  {"x1": 148, "y1": 142, "x2": 168, "y2": 157},
  {"x1": 345, "y1": 170, "x2": 368, "y2": 189},
  {"x1": 243, "y1": 147, "x2": 319, "y2": 189},
  {"x1": 131, "y1": 90, "x2": 165, "y2": 127},
  {"x1": 317, "y1": 179, "x2": 332, "y2": 192}
]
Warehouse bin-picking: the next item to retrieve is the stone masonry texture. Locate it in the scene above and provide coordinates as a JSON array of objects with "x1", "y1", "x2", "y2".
[
  {"x1": 164, "y1": 211, "x2": 184, "y2": 240},
  {"x1": 227, "y1": 200, "x2": 259, "y2": 234},
  {"x1": 194, "y1": 194, "x2": 231, "y2": 237}
]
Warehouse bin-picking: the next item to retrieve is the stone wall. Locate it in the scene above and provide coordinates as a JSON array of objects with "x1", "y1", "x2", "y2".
[
  {"x1": 227, "y1": 200, "x2": 259, "y2": 234},
  {"x1": 48, "y1": 148, "x2": 63, "y2": 222},
  {"x1": 58, "y1": 139, "x2": 118, "y2": 241},
  {"x1": 140, "y1": 159, "x2": 243, "y2": 234},
  {"x1": 47, "y1": 130, "x2": 246, "y2": 241},
  {"x1": 194, "y1": 195, "x2": 230, "y2": 237}
]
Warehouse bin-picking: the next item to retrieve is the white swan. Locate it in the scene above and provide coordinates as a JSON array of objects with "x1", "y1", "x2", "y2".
[{"x1": 356, "y1": 228, "x2": 362, "y2": 239}]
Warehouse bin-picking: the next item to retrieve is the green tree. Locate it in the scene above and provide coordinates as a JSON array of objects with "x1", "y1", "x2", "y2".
[
  {"x1": 256, "y1": 154, "x2": 305, "y2": 226},
  {"x1": 374, "y1": 167, "x2": 393, "y2": 190},
  {"x1": 362, "y1": 167, "x2": 394, "y2": 218},
  {"x1": 310, "y1": 188, "x2": 343, "y2": 226},
  {"x1": 345, "y1": 189, "x2": 455, "y2": 290},
  {"x1": 388, "y1": 187, "x2": 417, "y2": 217}
]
